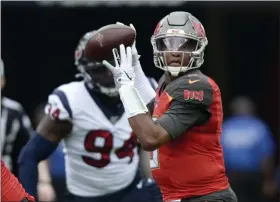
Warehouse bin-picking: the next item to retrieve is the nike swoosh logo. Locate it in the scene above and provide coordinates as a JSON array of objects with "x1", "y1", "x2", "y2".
[
  {"x1": 124, "y1": 71, "x2": 132, "y2": 80},
  {"x1": 188, "y1": 79, "x2": 200, "y2": 84}
]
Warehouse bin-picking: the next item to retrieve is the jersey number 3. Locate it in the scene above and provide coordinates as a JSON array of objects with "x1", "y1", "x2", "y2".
[{"x1": 82, "y1": 130, "x2": 137, "y2": 168}]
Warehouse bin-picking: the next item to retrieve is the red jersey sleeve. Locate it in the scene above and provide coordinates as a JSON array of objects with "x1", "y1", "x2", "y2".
[
  {"x1": 1, "y1": 160, "x2": 35, "y2": 202},
  {"x1": 157, "y1": 75, "x2": 213, "y2": 140}
]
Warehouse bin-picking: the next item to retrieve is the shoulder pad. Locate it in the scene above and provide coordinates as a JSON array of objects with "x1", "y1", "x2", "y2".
[
  {"x1": 45, "y1": 93, "x2": 71, "y2": 121},
  {"x1": 166, "y1": 74, "x2": 213, "y2": 107},
  {"x1": 45, "y1": 82, "x2": 81, "y2": 121}
]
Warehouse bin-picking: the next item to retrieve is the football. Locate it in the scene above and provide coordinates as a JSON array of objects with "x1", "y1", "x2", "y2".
[{"x1": 84, "y1": 24, "x2": 136, "y2": 61}]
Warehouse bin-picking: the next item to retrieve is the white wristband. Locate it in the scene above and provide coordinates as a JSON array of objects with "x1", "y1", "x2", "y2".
[
  {"x1": 119, "y1": 86, "x2": 148, "y2": 118},
  {"x1": 134, "y1": 62, "x2": 156, "y2": 105}
]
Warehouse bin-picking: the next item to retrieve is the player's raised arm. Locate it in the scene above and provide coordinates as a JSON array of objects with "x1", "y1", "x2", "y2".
[
  {"x1": 103, "y1": 16, "x2": 211, "y2": 151},
  {"x1": 131, "y1": 77, "x2": 213, "y2": 151},
  {"x1": 18, "y1": 89, "x2": 72, "y2": 198},
  {"x1": 103, "y1": 46, "x2": 212, "y2": 151}
]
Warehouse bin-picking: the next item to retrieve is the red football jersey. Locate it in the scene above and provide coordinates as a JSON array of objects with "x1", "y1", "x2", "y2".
[
  {"x1": 150, "y1": 71, "x2": 229, "y2": 201},
  {"x1": 1, "y1": 160, "x2": 35, "y2": 202}
]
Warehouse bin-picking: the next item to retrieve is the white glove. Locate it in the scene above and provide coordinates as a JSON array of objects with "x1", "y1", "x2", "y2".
[
  {"x1": 116, "y1": 22, "x2": 140, "y2": 66},
  {"x1": 116, "y1": 22, "x2": 156, "y2": 105},
  {"x1": 103, "y1": 44, "x2": 148, "y2": 118},
  {"x1": 102, "y1": 44, "x2": 135, "y2": 90}
]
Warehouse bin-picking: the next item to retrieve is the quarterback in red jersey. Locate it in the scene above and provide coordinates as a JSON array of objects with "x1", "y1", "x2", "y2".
[
  {"x1": 1, "y1": 160, "x2": 35, "y2": 202},
  {"x1": 103, "y1": 12, "x2": 237, "y2": 202}
]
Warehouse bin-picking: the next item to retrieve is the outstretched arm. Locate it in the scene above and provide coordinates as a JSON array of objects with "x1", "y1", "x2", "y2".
[{"x1": 18, "y1": 91, "x2": 72, "y2": 198}]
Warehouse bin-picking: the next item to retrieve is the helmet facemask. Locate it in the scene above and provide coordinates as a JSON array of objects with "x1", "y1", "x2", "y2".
[
  {"x1": 76, "y1": 60, "x2": 118, "y2": 97},
  {"x1": 151, "y1": 11, "x2": 208, "y2": 76},
  {"x1": 151, "y1": 34, "x2": 208, "y2": 77},
  {"x1": 75, "y1": 31, "x2": 119, "y2": 97}
]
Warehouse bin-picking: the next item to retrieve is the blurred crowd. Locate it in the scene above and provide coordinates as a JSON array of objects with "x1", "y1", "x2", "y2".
[{"x1": 221, "y1": 96, "x2": 278, "y2": 202}]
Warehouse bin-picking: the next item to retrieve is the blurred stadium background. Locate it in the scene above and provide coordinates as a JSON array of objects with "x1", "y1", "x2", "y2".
[{"x1": 1, "y1": 1, "x2": 279, "y2": 202}]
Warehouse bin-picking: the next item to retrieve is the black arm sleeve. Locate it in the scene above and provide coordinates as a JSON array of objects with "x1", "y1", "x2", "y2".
[
  {"x1": 157, "y1": 78, "x2": 213, "y2": 140},
  {"x1": 11, "y1": 111, "x2": 32, "y2": 177}
]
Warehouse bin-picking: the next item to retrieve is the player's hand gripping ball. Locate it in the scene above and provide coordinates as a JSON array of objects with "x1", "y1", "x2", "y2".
[
  {"x1": 102, "y1": 44, "x2": 135, "y2": 90},
  {"x1": 116, "y1": 22, "x2": 140, "y2": 65}
]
